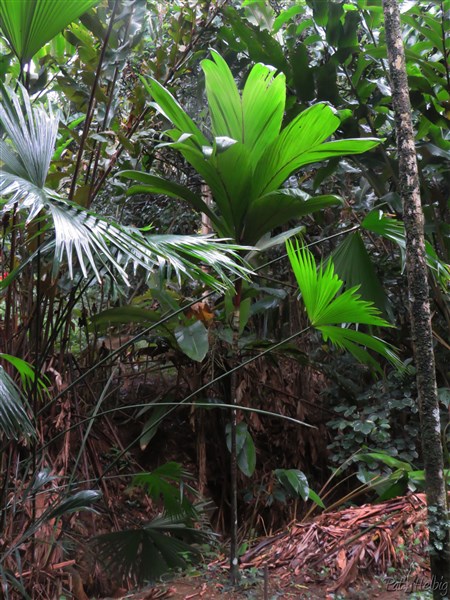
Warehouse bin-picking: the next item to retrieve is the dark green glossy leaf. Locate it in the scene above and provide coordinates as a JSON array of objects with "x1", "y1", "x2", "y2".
[
  {"x1": 359, "y1": 452, "x2": 413, "y2": 471},
  {"x1": 332, "y1": 232, "x2": 388, "y2": 313},
  {"x1": 244, "y1": 189, "x2": 341, "y2": 245},
  {"x1": 290, "y1": 44, "x2": 315, "y2": 101},
  {"x1": 238, "y1": 429, "x2": 256, "y2": 477},
  {"x1": 91, "y1": 513, "x2": 206, "y2": 584},
  {"x1": 46, "y1": 490, "x2": 101, "y2": 519},
  {"x1": 175, "y1": 321, "x2": 208, "y2": 362},
  {"x1": 275, "y1": 468, "x2": 309, "y2": 500},
  {"x1": 120, "y1": 170, "x2": 217, "y2": 224}
]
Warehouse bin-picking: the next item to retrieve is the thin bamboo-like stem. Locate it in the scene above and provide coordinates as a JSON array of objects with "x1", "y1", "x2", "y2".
[
  {"x1": 68, "y1": 0, "x2": 120, "y2": 202},
  {"x1": 229, "y1": 278, "x2": 242, "y2": 585}
]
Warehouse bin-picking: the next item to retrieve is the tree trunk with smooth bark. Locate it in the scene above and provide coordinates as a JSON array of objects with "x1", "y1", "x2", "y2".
[{"x1": 382, "y1": 0, "x2": 450, "y2": 596}]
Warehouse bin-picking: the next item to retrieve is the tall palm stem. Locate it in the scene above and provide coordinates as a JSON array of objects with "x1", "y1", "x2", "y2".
[{"x1": 229, "y1": 278, "x2": 242, "y2": 584}]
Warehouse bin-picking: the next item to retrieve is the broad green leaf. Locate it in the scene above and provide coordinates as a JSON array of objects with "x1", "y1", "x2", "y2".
[
  {"x1": 275, "y1": 468, "x2": 309, "y2": 500},
  {"x1": 358, "y1": 452, "x2": 413, "y2": 471},
  {"x1": 377, "y1": 479, "x2": 409, "y2": 501},
  {"x1": 318, "y1": 325, "x2": 402, "y2": 371},
  {"x1": 225, "y1": 422, "x2": 256, "y2": 476},
  {"x1": 409, "y1": 470, "x2": 450, "y2": 485},
  {"x1": 120, "y1": 171, "x2": 217, "y2": 225},
  {"x1": 244, "y1": 189, "x2": 341, "y2": 245},
  {"x1": 0, "y1": 0, "x2": 99, "y2": 63},
  {"x1": 254, "y1": 103, "x2": 380, "y2": 197},
  {"x1": 139, "y1": 52, "x2": 381, "y2": 250},
  {"x1": 175, "y1": 321, "x2": 208, "y2": 362},
  {"x1": 273, "y1": 4, "x2": 304, "y2": 32},
  {"x1": 0, "y1": 352, "x2": 45, "y2": 390},
  {"x1": 238, "y1": 429, "x2": 256, "y2": 477},
  {"x1": 287, "y1": 239, "x2": 389, "y2": 327},
  {"x1": 253, "y1": 103, "x2": 340, "y2": 197},
  {"x1": 226, "y1": 422, "x2": 247, "y2": 454},
  {"x1": 332, "y1": 232, "x2": 388, "y2": 313},
  {"x1": 201, "y1": 50, "x2": 243, "y2": 141},
  {"x1": 212, "y1": 141, "x2": 253, "y2": 237},
  {"x1": 308, "y1": 489, "x2": 325, "y2": 508},
  {"x1": 248, "y1": 224, "x2": 305, "y2": 257},
  {"x1": 361, "y1": 210, "x2": 406, "y2": 260},
  {"x1": 141, "y1": 76, "x2": 208, "y2": 147},
  {"x1": 132, "y1": 462, "x2": 195, "y2": 518},
  {"x1": 241, "y1": 62, "x2": 285, "y2": 163}
]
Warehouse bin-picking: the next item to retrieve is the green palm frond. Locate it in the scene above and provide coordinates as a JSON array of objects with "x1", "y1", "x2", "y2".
[
  {"x1": 132, "y1": 51, "x2": 380, "y2": 246},
  {"x1": 0, "y1": 84, "x2": 251, "y2": 290},
  {"x1": 318, "y1": 326, "x2": 402, "y2": 372},
  {"x1": 286, "y1": 239, "x2": 401, "y2": 371},
  {"x1": 132, "y1": 462, "x2": 196, "y2": 519},
  {"x1": 0, "y1": 353, "x2": 48, "y2": 398},
  {"x1": 0, "y1": 365, "x2": 35, "y2": 440},
  {"x1": 0, "y1": 0, "x2": 99, "y2": 63},
  {"x1": 92, "y1": 514, "x2": 208, "y2": 584}
]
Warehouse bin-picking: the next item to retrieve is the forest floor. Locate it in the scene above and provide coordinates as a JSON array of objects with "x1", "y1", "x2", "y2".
[
  {"x1": 119, "y1": 568, "x2": 427, "y2": 599},
  {"x1": 99, "y1": 492, "x2": 435, "y2": 599},
  {"x1": 72, "y1": 376, "x2": 438, "y2": 600}
]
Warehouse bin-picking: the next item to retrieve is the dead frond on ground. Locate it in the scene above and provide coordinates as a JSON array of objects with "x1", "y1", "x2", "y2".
[{"x1": 221, "y1": 493, "x2": 431, "y2": 592}]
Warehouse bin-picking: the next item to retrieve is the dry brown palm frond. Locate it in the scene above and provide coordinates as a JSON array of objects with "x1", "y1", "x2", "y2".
[{"x1": 212, "y1": 493, "x2": 437, "y2": 592}]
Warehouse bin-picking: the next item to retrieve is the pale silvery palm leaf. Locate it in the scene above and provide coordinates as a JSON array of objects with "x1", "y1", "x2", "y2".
[
  {"x1": 0, "y1": 365, "x2": 35, "y2": 440},
  {"x1": 0, "y1": 82, "x2": 58, "y2": 187},
  {"x1": 0, "y1": 85, "x2": 250, "y2": 289}
]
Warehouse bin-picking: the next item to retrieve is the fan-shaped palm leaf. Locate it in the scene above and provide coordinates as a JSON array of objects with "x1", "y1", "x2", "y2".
[
  {"x1": 0, "y1": 84, "x2": 251, "y2": 290},
  {"x1": 92, "y1": 513, "x2": 208, "y2": 584},
  {"x1": 286, "y1": 238, "x2": 402, "y2": 371},
  {"x1": 0, "y1": 365, "x2": 35, "y2": 440},
  {"x1": 0, "y1": 0, "x2": 99, "y2": 64}
]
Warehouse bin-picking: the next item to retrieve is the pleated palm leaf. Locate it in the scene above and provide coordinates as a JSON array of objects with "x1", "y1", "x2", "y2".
[
  {"x1": 0, "y1": 0, "x2": 99, "y2": 65},
  {"x1": 0, "y1": 84, "x2": 250, "y2": 290},
  {"x1": 286, "y1": 239, "x2": 402, "y2": 372},
  {"x1": 121, "y1": 51, "x2": 381, "y2": 246},
  {"x1": 0, "y1": 353, "x2": 53, "y2": 439},
  {"x1": 0, "y1": 365, "x2": 35, "y2": 440},
  {"x1": 91, "y1": 513, "x2": 209, "y2": 584}
]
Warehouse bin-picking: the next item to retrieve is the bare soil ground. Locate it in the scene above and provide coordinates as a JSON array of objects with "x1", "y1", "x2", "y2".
[{"x1": 118, "y1": 571, "x2": 420, "y2": 599}]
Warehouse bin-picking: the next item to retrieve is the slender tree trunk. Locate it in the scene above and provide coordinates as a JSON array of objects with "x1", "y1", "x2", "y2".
[
  {"x1": 229, "y1": 279, "x2": 242, "y2": 585},
  {"x1": 382, "y1": 1, "x2": 450, "y2": 596}
]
